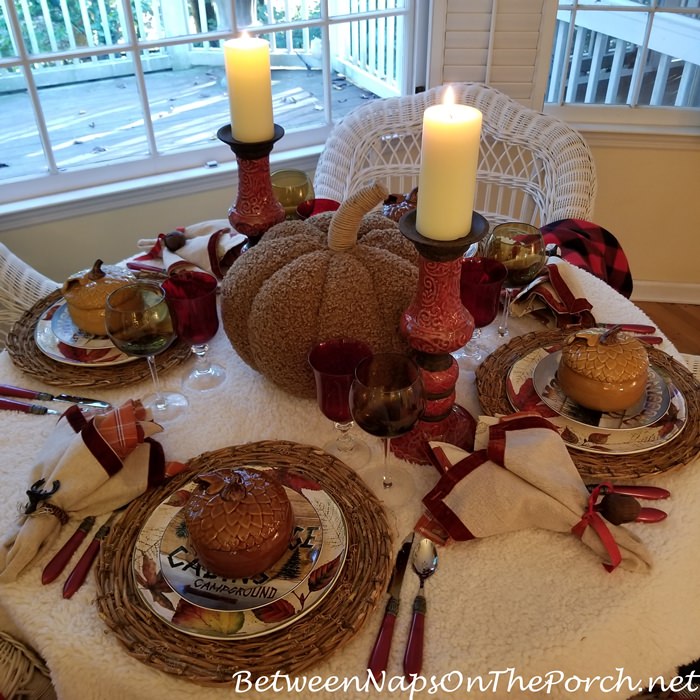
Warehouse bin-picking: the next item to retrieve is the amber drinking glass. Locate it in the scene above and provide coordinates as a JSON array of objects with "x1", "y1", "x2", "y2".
[
  {"x1": 105, "y1": 282, "x2": 188, "y2": 422},
  {"x1": 271, "y1": 169, "x2": 315, "y2": 219},
  {"x1": 484, "y1": 222, "x2": 545, "y2": 337},
  {"x1": 349, "y1": 353, "x2": 424, "y2": 506}
]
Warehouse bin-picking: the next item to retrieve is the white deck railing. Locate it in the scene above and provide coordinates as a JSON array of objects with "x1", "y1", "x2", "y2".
[{"x1": 2, "y1": 0, "x2": 401, "y2": 98}]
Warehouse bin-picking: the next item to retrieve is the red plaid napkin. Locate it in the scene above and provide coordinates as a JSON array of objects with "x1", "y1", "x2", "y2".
[{"x1": 0, "y1": 400, "x2": 186, "y2": 582}]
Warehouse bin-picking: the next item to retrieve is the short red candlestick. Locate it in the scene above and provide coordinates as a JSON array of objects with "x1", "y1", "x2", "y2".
[
  {"x1": 217, "y1": 124, "x2": 286, "y2": 248},
  {"x1": 392, "y1": 209, "x2": 490, "y2": 465}
]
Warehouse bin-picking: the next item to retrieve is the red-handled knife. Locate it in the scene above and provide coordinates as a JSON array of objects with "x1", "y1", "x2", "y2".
[
  {"x1": 587, "y1": 483, "x2": 671, "y2": 500},
  {"x1": 367, "y1": 533, "x2": 414, "y2": 678},
  {"x1": 62, "y1": 512, "x2": 118, "y2": 599},
  {"x1": 0, "y1": 384, "x2": 111, "y2": 410},
  {"x1": 0, "y1": 397, "x2": 62, "y2": 415},
  {"x1": 42, "y1": 517, "x2": 96, "y2": 584}
]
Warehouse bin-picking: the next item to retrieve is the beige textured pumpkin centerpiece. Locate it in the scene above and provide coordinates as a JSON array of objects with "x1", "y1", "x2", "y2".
[
  {"x1": 61, "y1": 259, "x2": 134, "y2": 336},
  {"x1": 557, "y1": 327, "x2": 650, "y2": 412},
  {"x1": 184, "y1": 467, "x2": 294, "y2": 579},
  {"x1": 220, "y1": 182, "x2": 419, "y2": 398}
]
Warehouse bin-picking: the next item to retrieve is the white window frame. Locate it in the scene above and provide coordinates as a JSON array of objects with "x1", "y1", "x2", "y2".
[
  {"x1": 542, "y1": 1, "x2": 700, "y2": 134},
  {"x1": 0, "y1": 0, "x2": 420, "y2": 220}
]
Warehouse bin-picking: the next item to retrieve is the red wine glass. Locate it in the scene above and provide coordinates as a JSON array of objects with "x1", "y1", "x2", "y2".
[
  {"x1": 349, "y1": 353, "x2": 424, "y2": 506},
  {"x1": 484, "y1": 222, "x2": 545, "y2": 337},
  {"x1": 455, "y1": 257, "x2": 507, "y2": 364},
  {"x1": 308, "y1": 338, "x2": 373, "y2": 469},
  {"x1": 162, "y1": 270, "x2": 226, "y2": 392},
  {"x1": 105, "y1": 282, "x2": 188, "y2": 422}
]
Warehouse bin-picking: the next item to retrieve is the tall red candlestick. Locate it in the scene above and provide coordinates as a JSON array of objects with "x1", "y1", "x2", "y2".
[
  {"x1": 217, "y1": 124, "x2": 286, "y2": 248},
  {"x1": 391, "y1": 209, "x2": 489, "y2": 465}
]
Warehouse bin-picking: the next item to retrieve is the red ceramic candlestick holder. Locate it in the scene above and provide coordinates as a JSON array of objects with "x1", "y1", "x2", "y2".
[
  {"x1": 217, "y1": 124, "x2": 286, "y2": 248},
  {"x1": 392, "y1": 209, "x2": 490, "y2": 465}
]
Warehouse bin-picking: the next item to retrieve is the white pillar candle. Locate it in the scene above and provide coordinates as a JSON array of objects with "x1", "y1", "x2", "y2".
[
  {"x1": 223, "y1": 34, "x2": 275, "y2": 143},
  {"x1": 416, "y1": 87, "x2": 482, "y2": 240}
]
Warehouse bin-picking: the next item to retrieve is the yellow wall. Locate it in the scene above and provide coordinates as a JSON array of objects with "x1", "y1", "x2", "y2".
[
  {"x1": 586, "y1": 137, "x2": 700, "y2": 288},
  {"x1": 1, "y1": 142, "x2": 699, "y2": 296}
]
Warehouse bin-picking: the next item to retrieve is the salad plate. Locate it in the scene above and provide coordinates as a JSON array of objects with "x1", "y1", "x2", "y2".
[
  {"x1": 34, "y1": 300, "x2": 136, "y2": 367},
  {"x1": 133, "y1": 466, "x2": 347, "y2": 640},
  {"x1": 507, "y1": 345, "x2": 687, "y2": 455},
  {"x1": 50, "y1": 301, "x2": 115, "y2": 349},
  {"x1": 532, "y1": 350, "x2": 671, "y2": 431}
]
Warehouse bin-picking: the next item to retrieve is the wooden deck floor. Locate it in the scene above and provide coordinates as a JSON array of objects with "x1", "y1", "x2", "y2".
[{"x1": 0, "y1": 67, "x2": 376, "y2": 182}]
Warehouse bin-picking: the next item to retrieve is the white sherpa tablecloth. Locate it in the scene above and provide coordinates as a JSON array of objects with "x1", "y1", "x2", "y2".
[{"x1": 0, "y1": 260, "x2": 698, "y2": 700}]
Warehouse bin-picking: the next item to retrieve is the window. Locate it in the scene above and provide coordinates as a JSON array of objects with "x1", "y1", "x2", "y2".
[
  {"x1": 545, "y1": 0, "x2": 700, "y2": 130},
  {"x1": 0, "y1": 0, "x2": 418, "y2": 206}
]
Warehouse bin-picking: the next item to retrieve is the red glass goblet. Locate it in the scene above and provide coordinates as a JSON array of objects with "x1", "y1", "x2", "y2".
[
  {"x1": 456, "y1": 257, "x2": 507, "y2": 365},
  {"x1": 308, "y1": 338, "x2": 373, "y2": 469},
  {"x1": 162, "y1": 270, "x2": 226, "y2": 392}
]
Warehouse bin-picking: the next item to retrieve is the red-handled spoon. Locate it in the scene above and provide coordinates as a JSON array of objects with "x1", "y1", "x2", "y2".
[{"x1": 403, "y1": 538, "x2": 438, "y2": 678}]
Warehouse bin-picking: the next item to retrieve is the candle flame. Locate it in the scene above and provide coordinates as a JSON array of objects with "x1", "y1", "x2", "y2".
[{"x1": 442, "y1": 85, "x2": 455, "y2": 108}]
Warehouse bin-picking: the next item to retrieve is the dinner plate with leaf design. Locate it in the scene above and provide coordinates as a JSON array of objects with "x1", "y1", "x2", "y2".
[
  {"x1": 132, "y1": 466, "x2": 347, "y2": 640},
  {"x1": 507, "y1": 345, "x2": 687, "y2": 455}
]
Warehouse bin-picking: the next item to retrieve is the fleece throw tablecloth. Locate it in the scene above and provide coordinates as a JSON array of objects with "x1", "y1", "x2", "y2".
[{"x1": 0, "y1": 260, "x2": 698, "y2": 700}]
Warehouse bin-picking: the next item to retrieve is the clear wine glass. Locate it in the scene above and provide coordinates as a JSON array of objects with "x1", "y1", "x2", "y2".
[
  {"x1": 349, "y1": 353, "x2": 425, "y2": 506},
  {"x1": 105, "y1": 281, "x2": 189, "y2": 422},
  {"x1": 484, "y1": 222, "x2": 546, "y2": 337},
  {"x1": 455, "y1": 257, "x2": 507, "y2": 365},
  {"x1": 162, "y1": 270, "x2": 226, "y2": 392},
  {"x1": 308, "y1": 338, "x2": 373, "y2": 469},
  {"x1": 270, "y1": 169, "x2": 315, "y2": 219}
]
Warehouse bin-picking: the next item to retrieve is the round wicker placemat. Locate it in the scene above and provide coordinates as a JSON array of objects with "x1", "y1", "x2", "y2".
[
  {"x1": 476, "y1": 330, "x2": 700, "y2": 480},
  {"x1": 95, "y1": 440, "x2": 392, "y2": 685},
  {"x1": 6, "y1": 290, "x2": 191, "y2": 388}
]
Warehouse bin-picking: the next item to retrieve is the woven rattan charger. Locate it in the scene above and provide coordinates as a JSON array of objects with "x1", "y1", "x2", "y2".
[
  {"x1": 476, "y1": 329, "x2": 700, "y2": 481},
  {"x1": 6, "y1": 290, "x2": 190, "y2": 388},
  {"x1": 95, "y1": 440, "x2": 392, "y2": 685}
]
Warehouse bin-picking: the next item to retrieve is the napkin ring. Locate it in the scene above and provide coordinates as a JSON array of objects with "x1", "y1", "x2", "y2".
[
  {"x1": 25, "y1": 478, "x2": 60, "y2": 514},
  {"x1": 31, "y1": 502, "x2": 69, "y2": 526}
]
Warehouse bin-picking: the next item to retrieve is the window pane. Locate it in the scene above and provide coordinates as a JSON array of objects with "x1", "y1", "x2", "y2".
[
  {"x1": 329, "y1": 0, "x2": 407, "y2": 16},
  {"x1": 17, "y1": 0, "x2": 128, "y2": 54},
  {"x1": 0, "y1": 68, "x2": 47, "y2": 182},
  {"x1": 36, "y1": 57, "x2": 149, "y2": 171},
  {"x1": 142, "y1": 0, "x2": 232, "y2": 41},
  {"x1": 146, "y1": 44, "x2": 229, "y2": 153},
  {"x1": 0, "y1": 1, "x2": 18, "y2": 59},
  {"x1": 256, "y1": 0, "x2": 321, "y2": 26}
]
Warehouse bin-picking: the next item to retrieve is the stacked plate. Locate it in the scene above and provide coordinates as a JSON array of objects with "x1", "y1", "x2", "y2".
[
  {"x1": 506, "y1": 345, "x2": 687, "y2": 455},
  {"x1": 33, "y1": 298, "x2": 135, "y2": 367},
  {"x1": 132, "y1": 466, "x2": 348, "y2": 640}
]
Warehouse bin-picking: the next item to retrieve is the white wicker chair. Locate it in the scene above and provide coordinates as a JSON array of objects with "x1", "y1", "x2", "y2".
[
  {"x1": 0, "y1": 242, "x2": 59, "y2": 349},
  {"x1": 314, "y1": 83, "x2": 597, "y2": 228}
]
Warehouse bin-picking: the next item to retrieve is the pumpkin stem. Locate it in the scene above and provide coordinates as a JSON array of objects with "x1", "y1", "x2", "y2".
[{"x1": 327, "y1": 182, "x2": 389, "y2": 252}]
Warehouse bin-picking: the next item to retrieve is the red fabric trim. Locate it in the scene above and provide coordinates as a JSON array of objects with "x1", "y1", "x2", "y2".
[
  {"x1": 486, "y1": 415, "x2": 559, "y2": 466},
  {"x1": 145, "y1": 437, "x2": 167, "y2": 487},
  {"x1": 207, "y1": 229, "x2": 227, "y2": 279},
  {"x1": 421, "y1": 450, "x2": 489, "y2": 541},
  {"x1": 81, "y1": 419, "x2": 123, "y2": 477},
  {"x1": 63, "y1": 404, "x2": 87, "y2": 433},
  {"x1": 571, "y1": 483, "x2": 622, "y2": 572}
]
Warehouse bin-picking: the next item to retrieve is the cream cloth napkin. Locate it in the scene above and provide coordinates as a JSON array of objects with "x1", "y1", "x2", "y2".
[
  {"x1": 0, "y1": 400, "x2": 184, "y2": 582},
  {"x1": 416, "y1": 413, "x2": 652, "y2": 572},
  {"x1": 135, "y1": 219, "x2": 247, "y2": 279},
  {"x1": 511, "y1": 258, "x2": 596, "y2": 329}
]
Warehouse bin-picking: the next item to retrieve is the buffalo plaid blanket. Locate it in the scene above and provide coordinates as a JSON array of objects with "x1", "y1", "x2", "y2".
[{"x1": 541, "y1": 218, "x2": 633, "y2": 298}]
